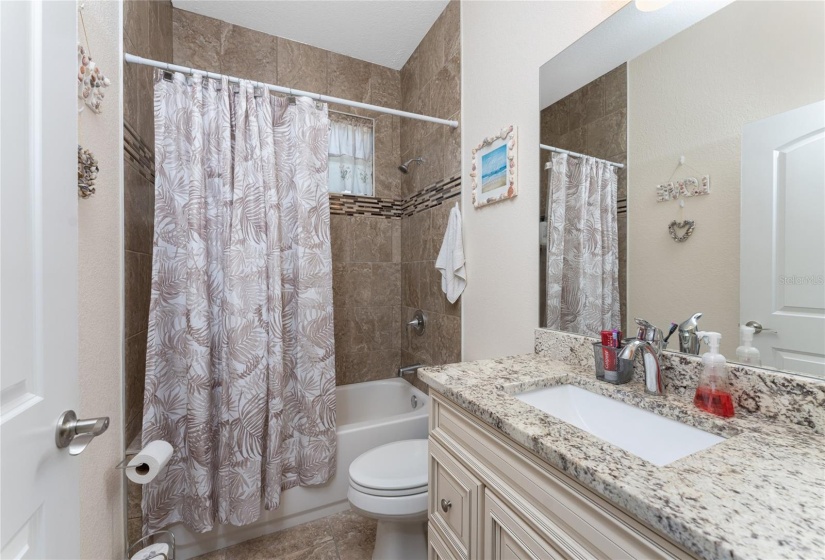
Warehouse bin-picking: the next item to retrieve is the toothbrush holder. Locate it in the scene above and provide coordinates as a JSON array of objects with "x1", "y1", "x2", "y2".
[{"x1": 592, "y1": 342, "x2": 634, "y2": 385}]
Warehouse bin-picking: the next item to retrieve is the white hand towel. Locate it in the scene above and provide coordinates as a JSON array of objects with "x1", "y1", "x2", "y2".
[{"x1": 435, "y1": 203, "x2": 466, "y2": 304}]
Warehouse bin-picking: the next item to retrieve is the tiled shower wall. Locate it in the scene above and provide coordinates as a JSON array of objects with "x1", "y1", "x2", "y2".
[
  {"x1": 400, "y1": 1, "x2": 462, "y2": 391},
  {"x1": 539, "y1": 63, "x2": 627, "y2": 332},
  {"x1": 123, "y1": 0, "x2": 172, "y2": 447}
]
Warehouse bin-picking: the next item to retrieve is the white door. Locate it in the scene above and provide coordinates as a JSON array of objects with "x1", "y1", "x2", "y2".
[
  {"x1": 1, "y1": 1, "x2": 81, "y2": 558},
  {"x1": 740, "y1": 100, "x2": 825, "y2": 378}
]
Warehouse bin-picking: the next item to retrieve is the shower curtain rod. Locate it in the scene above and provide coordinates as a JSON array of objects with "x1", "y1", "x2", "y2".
[
  {"x1": 540, "y1": 144, "x2": 624, "y2": 169},
  {"x1": 125, "y1": 53, "x2": 459, "y2": 128}
]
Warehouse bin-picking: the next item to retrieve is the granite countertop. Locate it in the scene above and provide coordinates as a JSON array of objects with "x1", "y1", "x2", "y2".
[{"x1": 418, "y1": 353, "x2": 825, "y2": 560}]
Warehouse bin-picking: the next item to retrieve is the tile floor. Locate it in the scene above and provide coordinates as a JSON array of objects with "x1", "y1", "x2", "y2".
[{"x1": 192, "y1": 509, "x2": 379, "y2": 560}]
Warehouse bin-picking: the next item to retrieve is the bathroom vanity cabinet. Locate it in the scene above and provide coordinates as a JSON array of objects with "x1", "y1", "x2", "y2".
[{"x1": 427, "y1": 391, "x2": 695, "y2": 560}]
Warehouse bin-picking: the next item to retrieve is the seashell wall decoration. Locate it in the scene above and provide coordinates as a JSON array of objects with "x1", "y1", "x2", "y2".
[
  {"x1": 78, "y1": 145, "x2": 99, "y2": 198},
  {"x1": 77, "y1": 44, "x2": 111, "y2": 113}
]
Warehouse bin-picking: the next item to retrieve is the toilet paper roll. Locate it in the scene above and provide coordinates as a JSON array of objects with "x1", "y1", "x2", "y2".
[{"x1": 126, "y1": 440, "x2": 173, "y2": 484}]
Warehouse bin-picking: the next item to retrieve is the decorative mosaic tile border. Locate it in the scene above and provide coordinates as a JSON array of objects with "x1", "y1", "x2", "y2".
[
  {"x1": 399, "y1": 175, "x2": 461, "y2": 217},
  {"x1": 124, "y1": 120, "x2": 460, "y2": 221},
  {"x1": 124, "y1": 121, "x2": 155, "y2": 183},
  {"x1": 330, "y1": 174, "x2": 461, "y2": 219},
  {"x1": 534, "y1": 328, "x2": 825, "y2": 434}
]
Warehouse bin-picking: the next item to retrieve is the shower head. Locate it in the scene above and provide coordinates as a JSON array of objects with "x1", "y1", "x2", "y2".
[{"x1": 398, "y1": 157, "x2": 425, "y2": 174}]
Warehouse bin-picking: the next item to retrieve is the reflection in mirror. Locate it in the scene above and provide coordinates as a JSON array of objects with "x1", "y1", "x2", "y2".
[{"x1": 538, "y1": 0, "x2": 825, "y2": 379}]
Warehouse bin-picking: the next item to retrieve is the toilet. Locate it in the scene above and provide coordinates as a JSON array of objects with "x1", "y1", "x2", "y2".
[{"x1": 347, "y1": 439, "x2": 429, "y2": 559}]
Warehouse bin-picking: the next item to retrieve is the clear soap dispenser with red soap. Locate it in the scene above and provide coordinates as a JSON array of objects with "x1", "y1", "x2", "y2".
[{"x1": 693, "y1": 331, "x2": 735, "y2": 418}]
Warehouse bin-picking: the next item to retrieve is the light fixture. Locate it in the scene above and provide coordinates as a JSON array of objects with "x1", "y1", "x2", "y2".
[{"x1": 635, "y1": 0, "x2": 673, "y2": 12}]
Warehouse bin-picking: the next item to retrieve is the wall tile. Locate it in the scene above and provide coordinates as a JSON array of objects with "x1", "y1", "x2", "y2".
[
  {"x1": 402, "y1": 262, "x2": 420, "y2": 309},
  {"x1": 602, "y1": 63, "x2": 627, "y2": 115},
  {"x1": 327, "y1": 52, "x2": 371, "y2": 102},
  {"x1": 125, "y1": 330, "x2": 148, "y2": 435},
  {"x1": 370, "y1": 263, "x2": 401, "y2": 306},
  {"x1": 277, "y1": 37, "x2": 328, "y2": 94},
  {"x1": 123, "y1": 58, "x2": 145, "y2": 141},
  {"x1": 124, "y1": 161, "x2": 155, "y2": 255},
  {"x1": 125, "y1": 251, "x2": 152, "y2": 338},
  {"x1": 349, "y1": 216, "x2": 394, "y2": 262},
  {"x1": 124, "y1": 1, "x2": 152, "y2": 58},
  {"x1": 373, "y1": 115, "x2": 401, "y2": 200},
  {"x1": 368, "y1": 65, "x2": 401, "y2": 110},
  {"x1": 440, "y1": 1, "x2": 461, "y2": 64},
  {"x1": 567, "y1": 80, "x2": 605, "y2": 131},
  {"x1": 585, "y1": 108, "x2": 627, "y2": 160},
  {"x1": 430, "y1": 49, "x2": 460, "y2": 120},
  {"x1": 332, "y1": 263, "x2": 371, "y2": 308},
  {"x1": 150, "y1": 1, "x2": 174, "y2": 62},
  {"x1": 419, "y1": 261, "x2": 444, "y2": 315},
  {"x1": 333, "y1": 307, "x2": 349, "y2": 354},
  {"x1": 330, "y1": 214, "x2": 349, "y2": 264},
  {"x1": 557, "y1": 126, "x2": 586, "y2": 154},
  {"x1": 172, "y1": 9, "x2": 222, "y2": 74},
  {"x1": 392, "y1": 219, "x2": 402, "y2": 263},
  {"x1": 401, "y1": 48, "x2": 421, "y2": 110},
  {"x1": 343, "y1": 306, "x2": 400, "y2": 352},
  {"x1": 220, "y1": 22, "x2": 277, "y2": 84},
  {"x1": 335, "y1": 349, "x2": 400, "y2": 385}
]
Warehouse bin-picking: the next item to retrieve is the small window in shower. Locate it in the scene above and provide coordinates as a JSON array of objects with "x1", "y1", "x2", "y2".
[{"x1": 328, "y1": 112, "x2": 374, "y2": 196}]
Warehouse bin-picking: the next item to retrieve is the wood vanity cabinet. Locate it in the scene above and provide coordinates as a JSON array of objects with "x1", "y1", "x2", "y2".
[{"x1": 427, "y1": 392, "x2": 696, "y2": 560}]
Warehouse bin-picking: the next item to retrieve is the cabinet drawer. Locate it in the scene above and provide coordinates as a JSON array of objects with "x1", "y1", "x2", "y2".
[
  {"x1": 429, "y1": 522, "x2": 459, "y2": 560},
  {"x1": 429, "y1": 439, "x2": 482, "y2": 559},
  {"x1": 484, "y1": 488, "x2": 570, "y2": 560}
]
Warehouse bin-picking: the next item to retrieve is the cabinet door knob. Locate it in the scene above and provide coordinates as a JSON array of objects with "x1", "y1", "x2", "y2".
[{"x1": 440, "y1": 498, "x2": 452, "y2": 512}]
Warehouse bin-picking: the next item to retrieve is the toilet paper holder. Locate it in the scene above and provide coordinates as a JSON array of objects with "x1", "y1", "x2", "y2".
[{"x1": 114, "y1": 451, "x2": 141, "y2": 471}]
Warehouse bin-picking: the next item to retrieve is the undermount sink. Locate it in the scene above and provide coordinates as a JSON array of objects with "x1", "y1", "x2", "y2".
[{"x1": 515, "y1": 385, "x2": 725, "y2": 466}]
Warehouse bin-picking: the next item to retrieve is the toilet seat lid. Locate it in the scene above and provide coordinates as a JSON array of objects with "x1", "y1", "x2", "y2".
[{"x1": 349, "y1": 439, "x2": 428, "y2": 493}]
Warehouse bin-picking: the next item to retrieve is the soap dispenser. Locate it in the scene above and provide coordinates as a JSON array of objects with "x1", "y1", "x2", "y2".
[
  {"x1": 693, "y1": 331, "x2": 735, "y2": 418},
  {"x1": 735, "y1": 325, "x2": 761, "y2": 366}
]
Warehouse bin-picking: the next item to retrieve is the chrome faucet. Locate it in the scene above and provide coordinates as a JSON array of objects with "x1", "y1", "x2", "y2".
[
  {"x1": 677, "y1": 312, "x2": 703, "y2": 355},
  {"x1": 618, "y1": 318, "x2": 665, "y2": 395}
]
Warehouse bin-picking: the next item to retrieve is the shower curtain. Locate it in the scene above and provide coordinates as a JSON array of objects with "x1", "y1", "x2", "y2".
[
  {"x1": 142, "y1": 71, "x2": 336, "y2": 534},
  {"x1": 545, "y1": 152, "x2": 620, "y2": 337}
]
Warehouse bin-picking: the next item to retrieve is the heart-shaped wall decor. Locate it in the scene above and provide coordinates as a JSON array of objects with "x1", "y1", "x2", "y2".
[{"x1": 668, "y1": 219, "x2": 695, "y2": 242}]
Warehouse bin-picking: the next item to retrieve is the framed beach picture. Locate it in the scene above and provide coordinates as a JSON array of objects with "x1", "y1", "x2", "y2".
[{"x1": 471, "y1": 125, "x2": 517, "y2": 208}]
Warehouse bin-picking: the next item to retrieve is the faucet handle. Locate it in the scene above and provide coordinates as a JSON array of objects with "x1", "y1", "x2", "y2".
[{"x1": 633, "y1": 318, "x2": 663, "y2": 344}]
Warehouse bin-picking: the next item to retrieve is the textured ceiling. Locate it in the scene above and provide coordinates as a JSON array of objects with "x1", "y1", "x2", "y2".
[{"x1": 172, "y1": 0, "x2": 451, "y2": 70}]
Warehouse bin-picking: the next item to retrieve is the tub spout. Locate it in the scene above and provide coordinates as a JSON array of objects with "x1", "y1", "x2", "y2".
[{"x1": 398, "y1": 364, "x2": 422, "y2": 377}]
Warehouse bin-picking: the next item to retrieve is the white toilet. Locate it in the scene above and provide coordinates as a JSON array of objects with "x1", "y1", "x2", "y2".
[{"x1": 347, "y1": 439, "x2": 429, "y2": 560}]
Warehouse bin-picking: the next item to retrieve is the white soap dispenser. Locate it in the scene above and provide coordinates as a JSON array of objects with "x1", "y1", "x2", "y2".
[{"x1": 735, "y1": 325, "x2": 761, "y2": 366}]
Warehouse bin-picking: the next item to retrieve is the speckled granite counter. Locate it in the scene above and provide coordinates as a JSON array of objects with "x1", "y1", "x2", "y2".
[{"x1": 418, "y1": 352, "x2": 825, "y2": 560}]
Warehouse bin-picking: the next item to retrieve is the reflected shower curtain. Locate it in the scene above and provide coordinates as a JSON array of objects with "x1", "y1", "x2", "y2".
[
  {"x1": 142, "y1": 71, "x2": 336, "y2": 534},
  {"x1": 545, "y1": 153, "x2": 620, "y2": 337}
]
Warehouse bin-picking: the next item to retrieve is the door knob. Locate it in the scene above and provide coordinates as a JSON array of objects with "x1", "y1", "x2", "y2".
[
  {"x1": 745, "y1": 321, "x2": 777, "y2": 335},
  {"x1": 55, "y1": 410, "x2": 109, "y2": 455}
]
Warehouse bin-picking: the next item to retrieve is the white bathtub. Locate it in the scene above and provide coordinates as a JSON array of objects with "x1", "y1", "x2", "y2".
[{"x1": 174, "y1": 378, "x2": 429, "y2": 559}]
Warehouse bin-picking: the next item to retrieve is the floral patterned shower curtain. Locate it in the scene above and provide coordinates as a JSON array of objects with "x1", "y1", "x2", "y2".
[
  {"x1": 545, "y1": 153, "x2": 620, "y2": 337},
  {"x1": 142, "y1": 71, "x2": 336, "y2": 534}
]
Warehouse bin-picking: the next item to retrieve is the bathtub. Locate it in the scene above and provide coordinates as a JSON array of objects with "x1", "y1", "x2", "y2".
[{"x1": 174, "y1": 378, "x2": 429, "y2": 559}]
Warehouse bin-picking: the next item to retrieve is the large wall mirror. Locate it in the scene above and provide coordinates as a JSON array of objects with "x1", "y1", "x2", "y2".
[{"x1": 538, "y1": 0, "x2": 824, "y2": 379}]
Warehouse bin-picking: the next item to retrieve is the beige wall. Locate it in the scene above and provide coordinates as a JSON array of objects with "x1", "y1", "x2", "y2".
[
  {"x1": 461, "y1": 1, "x2": 625, "y2": 360},
  {"x1": 77, "y1": 1, "x2": 125, "y2": 558},
  {"x1": 627, "y1": 0, "x2": 825, "y2": 357}
]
